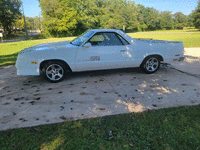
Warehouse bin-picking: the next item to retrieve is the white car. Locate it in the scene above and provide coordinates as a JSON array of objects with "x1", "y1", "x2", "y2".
[{"x1": 16, "y1": 29, "x2": 185, "y2": 83}]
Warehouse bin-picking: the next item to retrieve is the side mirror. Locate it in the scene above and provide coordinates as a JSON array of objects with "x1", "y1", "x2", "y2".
[{"x1": 83, "y1": 43, "x2": 91, "y2": 48}]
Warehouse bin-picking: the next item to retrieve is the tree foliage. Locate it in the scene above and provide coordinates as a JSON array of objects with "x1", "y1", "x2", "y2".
[
  {"x1": 0, "y1": 0, "x2": 22, "y2": 37},
  {"x1": 140, "y1": 7, "x2": 160, "y2": 30},
  {"x1": 193, "y1": 0, "x2": 200, "y2": 29},
  {"x1": 15, "y1": 16, "x2": 42, "y2": 31},
  {"x1": 15, "y1": 17, "x2": 30, "y2": 29},
  {"x1": 159, "y1": 11, "x2": 174, "y2": 30},
  {"x1": 39, "y1": 0, "x2": 81, "y2": 37},
  {"x1": 173, "y1": 12, "x2": 187, "y2": 29},
  {"x1": 38, "y1": 0, "x2": 196, "y2": 37},
  {"x1": 187, "y1": 13, "x2": 194, "y2": 28}
]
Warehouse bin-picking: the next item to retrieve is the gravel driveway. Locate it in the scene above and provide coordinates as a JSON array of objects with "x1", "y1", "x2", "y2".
[{"x1": 0, "y1": 48, "x2": 199, "y2": 131}]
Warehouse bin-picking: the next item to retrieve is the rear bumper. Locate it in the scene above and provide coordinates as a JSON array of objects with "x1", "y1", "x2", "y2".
[{"x1": 172, "y1": 56, "x2": 185, "y2": 62}]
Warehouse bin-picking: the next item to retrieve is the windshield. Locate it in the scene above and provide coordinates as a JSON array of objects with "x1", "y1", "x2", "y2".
[{"x1": 70, "y1": 31, "x2": 94, "y2": 46}]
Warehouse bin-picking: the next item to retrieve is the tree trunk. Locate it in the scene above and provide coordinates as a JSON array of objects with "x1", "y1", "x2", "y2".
[
  {"x1": 3, "y1": 25, "x2": 6, "y2": 38},
  {"x1": 14, "y1": 23, "x2": 16, "y2": 34},
  {"x1": 7, "y1": 25, "x2": 12, "y2": 36}
]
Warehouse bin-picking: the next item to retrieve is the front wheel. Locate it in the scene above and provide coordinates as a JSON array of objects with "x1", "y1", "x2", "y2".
[
  {"x1": 141, "y1": 56, "x2": 160, "y2": 74},
  {"x1": 42, "y1": 61, "x2": 67, "y2": 83}
]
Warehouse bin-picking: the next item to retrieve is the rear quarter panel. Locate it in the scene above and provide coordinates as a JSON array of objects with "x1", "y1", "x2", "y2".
[{"x1": 132, "y1": 39, "x2": 184, "y2": 64}]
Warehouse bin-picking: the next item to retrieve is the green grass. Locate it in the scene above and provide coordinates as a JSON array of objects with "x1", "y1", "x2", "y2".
[
  {"x1": 128, "y1": 32, "x2": 200, "y2": 48},
  {"x1": 0, "y1": 37, "x2": 74, "y2": 55},
  {"x1": 0, "y1": 105, "x2": 199, "y2": 150},
  {"x1": 134, "y1": 27, "x2": 200, "y2": 33},
  {"x1": 0, "y1": 37, "x2": 74, "y2": 67}
]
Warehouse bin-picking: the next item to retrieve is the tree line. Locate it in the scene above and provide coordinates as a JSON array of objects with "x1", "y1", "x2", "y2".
[
  {"x1": 0, "y1": 0, "x2": 42, "y2": 37},
  {"x1": 15, "y1": 16, "x2": 42, "y2": 31},
  {"x1": 38, "y1": 0, "x2": 200, "y2": 37},
  {"x1": 0, "y1": 0, "x2": 200, "y2": 38},
  {"x1": 0, "y1": 0, "x2": 21, "y2": 37}
]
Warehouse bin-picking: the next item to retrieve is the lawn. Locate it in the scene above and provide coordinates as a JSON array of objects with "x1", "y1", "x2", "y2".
[
  {"x1": 0, "y1": 105, "x2": 199, "y2": 150},
  {"x1": 127, "y1": 27, "x2": 200, "y2": 48},
  {"x1": 128, "y1": 32, "x2": 200, "y2": 48},
  {"x1": 0, "y1": 37, "x2": 74, "y2": 67},
  {"x1": 134, "y1": 27, "x2": 199, "y2": 33}
]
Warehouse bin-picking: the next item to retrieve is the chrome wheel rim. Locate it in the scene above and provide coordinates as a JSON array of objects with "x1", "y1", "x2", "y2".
[
  {"x1": 146, "y1": 57, "x2": 159, "y2": 72},
  {"x1": 46, "y1": 64, "x2": 64, "y2": 81}
]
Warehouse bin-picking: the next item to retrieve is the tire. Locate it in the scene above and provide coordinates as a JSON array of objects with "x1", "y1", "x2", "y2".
[
  {"x1": 141, "y1": 56, "x2": 160, "y2": 74},
  {"x1": 42, "y1": 61, "x2": 68, "y2": 83}
]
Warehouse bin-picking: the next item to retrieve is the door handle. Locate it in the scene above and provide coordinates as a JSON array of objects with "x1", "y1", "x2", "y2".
[{"x1": 120, "y1": 50, "x2": 126, "y2": 52}]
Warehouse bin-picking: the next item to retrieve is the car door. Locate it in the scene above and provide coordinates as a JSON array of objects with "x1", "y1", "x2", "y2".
[{"x1": 75, "y1": 32, "x2": 134, "y2": 71}]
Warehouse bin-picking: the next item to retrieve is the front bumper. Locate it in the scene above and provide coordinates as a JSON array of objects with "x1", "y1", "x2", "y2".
[
  {"x1": 15, "y1": 54, "x2": 40, "y2": 75},
  {"x1": 16, "y1": 67, "x2": 40, "y2": 75}
]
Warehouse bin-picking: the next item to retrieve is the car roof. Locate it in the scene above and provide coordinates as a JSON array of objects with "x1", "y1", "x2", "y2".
[{"x1": 88, "y1": 29, "x2": 121, "y2": 32}]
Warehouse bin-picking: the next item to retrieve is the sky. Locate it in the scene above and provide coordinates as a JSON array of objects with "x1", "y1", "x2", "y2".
[
  {"x1": 21, "y1": 0, "x2": 41, "y2": 17},
  {"x1": 21, "y1": 0, "x2": 199, "y2": 18},
  {"x1": 133, "y1": 0, "x2": 198, "y2": 15}
]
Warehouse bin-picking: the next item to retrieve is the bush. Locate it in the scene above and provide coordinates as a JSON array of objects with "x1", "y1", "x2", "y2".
[{"x1": 175, "y1": 23, "x2": 185, "y2": 30}]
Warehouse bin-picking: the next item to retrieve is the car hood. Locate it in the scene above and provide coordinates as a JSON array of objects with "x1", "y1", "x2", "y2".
[{"x1": 19, "y1": 41, "x2": 77, "y2": 54}]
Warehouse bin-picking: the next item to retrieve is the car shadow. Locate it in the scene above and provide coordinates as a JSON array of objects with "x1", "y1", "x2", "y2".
[{"x1": 66, "y1": 67, "x2": 143, "y2": 80}]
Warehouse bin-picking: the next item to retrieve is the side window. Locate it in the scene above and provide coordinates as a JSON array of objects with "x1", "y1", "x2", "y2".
[
  {"x1": 116, "y1": 34, "x2": 129, "y2": 45},
  {"x1": 89, "y1": 34, "x2": 104, "y2": 46},
  {"x1": 88, "y1": 32, "x2": 123, "y2": 46}
]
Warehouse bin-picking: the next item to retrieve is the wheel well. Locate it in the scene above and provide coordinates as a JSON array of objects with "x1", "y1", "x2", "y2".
[
  {"x1": 140, "y1": 55, "x2": 164, "y2": 67},
  {"x1": 154, "y1": 55, "x2": 163, "y2": 61},
  {"x1": 40, "y1": 59, "x2": 72, "y2": 72}
]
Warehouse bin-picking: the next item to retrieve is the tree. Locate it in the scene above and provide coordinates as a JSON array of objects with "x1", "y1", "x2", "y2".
[
  {"x1": 142, "y1": 7, "x2": 160, "y2": 30},
  {"x1": 39, "y1": 0, "x2": 81, "y2": 37},
  {"x1": 33, "y1": 16, "x2": 42, "y2": 30},
  {"x1": 79, "y1": 0, "x2": 104, "y2": 29},
  {"x1": 101, "y1": 0, "x2": 127, "y2": 29},
  {"x1": 187, "y1": 13, "x2": 194, "y2": 28},
  {"x1": 26, "y1": 17, "x2": 34, "y2": 30},
  {"x1": 121, "y1": 1, "x2": 139, "y2": 31},
  {"x1": 158, "y1": 11, "x2": 174, "y2": 30},
  {"x1": 100, "y1": 0, "x2": 139, "y2": 31},
  {"x1": 173, "y1": 12, "x2": 187, "y2": 29},
  {"x1": 15, "y1": 16, "x2": 42, "y2": 31},
  {"x1": 193, "y1": 0, "x2": 200, "y2": 29},
  {"x1": 174, "y1": 12, "x2": 187, "y2": 24},
  {"x1": 0, "y1": 0, "x2": 22, "y2": 37},
  {"x1": 135, "y1": 4, "x2": 147, "y2": 31},
  {"x1": 15, "y1": 17, "x2": 31, "y2": 29},
  {"x1": 38, "y1": 0, "x2": 183, "y2": 36}
]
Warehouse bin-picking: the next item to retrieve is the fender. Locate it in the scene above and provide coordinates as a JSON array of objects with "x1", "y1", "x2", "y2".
[
  {"x1": 39, "y1": 58, "x2": 75, "y2": 72},
  {"x1": 143, "y1": 52, "x2": 164, "y2": 62}
]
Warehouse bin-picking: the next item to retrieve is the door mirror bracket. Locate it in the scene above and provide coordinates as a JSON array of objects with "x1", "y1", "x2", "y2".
[{"x1": 83, "y1": 43, "x2": 91, "y2": 48}]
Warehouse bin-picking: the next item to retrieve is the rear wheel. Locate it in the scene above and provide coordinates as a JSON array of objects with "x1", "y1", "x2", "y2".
[
  {"x1": 141, "y1": 56, "x2": 160, "y2": 74},
  {"x1": 42, "y1": 61, "x2": 67, "y2": 83}
]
